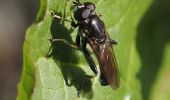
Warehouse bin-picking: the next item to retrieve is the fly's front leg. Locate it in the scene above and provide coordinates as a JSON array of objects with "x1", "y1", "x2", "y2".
[
  {"x1": 50, "y1": 11, "x2": 72, "y2": 23},
  {"x1": 50, "y1": 10, "x2": 79, "y2": 28},
  {"x1": 77, "y1": 38, "x2": 98, "y2": 97},
  {"x1": 71, "y1": 21, "x2": 78, "y2": 28},
  {"x1": 110, "y1": 39, "x2": 118, "y2": 45}
]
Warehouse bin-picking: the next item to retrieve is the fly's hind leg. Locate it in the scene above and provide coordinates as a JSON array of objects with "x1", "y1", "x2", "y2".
[
  {"x1": 77, "y1": 38, "x2": 98, "y2": 97},
  {"x1": 99, "y1": 73, "x2": 109, "y2": 86}
]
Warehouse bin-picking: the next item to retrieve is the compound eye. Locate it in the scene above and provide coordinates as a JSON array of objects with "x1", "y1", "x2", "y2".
[
  {"x1": 87, "y1": 4, "x2": 95, "y2": 10},
  {"x1": 82, "y1": 9, "x2": 91, "y2": 19},
  {"x1": 84, "y1": 2, "x2": 95, "y2": 11}
]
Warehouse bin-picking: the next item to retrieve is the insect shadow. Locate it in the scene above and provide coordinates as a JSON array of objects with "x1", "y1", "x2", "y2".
[{"x1": 47, "y1": 12, "x2": 94, "y2": 99}]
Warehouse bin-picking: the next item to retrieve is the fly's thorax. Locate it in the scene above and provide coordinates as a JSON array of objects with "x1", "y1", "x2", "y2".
[
  {"x1": 78, "y1": 15, "x2": 107, "y2": 44},
  {"x1": 88, "y1": 15, "x2": 106, "y2": 38}
]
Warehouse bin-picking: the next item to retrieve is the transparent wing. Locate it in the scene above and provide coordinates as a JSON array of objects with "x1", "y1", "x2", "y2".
[{"x1": 92, "y1": 41, "x2": 120, "y2": 89}]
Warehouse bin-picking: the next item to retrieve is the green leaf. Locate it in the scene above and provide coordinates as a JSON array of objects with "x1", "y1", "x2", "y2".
[{"x1": 17, "y1": 0, "x2": 170, "y2": 100}]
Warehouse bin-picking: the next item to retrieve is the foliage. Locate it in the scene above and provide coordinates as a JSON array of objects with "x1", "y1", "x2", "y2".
[{"x1": 17, "y1": 0, "x2": 170, "y2": 100}]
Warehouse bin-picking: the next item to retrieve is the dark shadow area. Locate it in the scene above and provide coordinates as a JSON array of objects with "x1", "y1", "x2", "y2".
[
  {"x1": 136, "y1": 0, "x2": 170, "y2": 100},
  {"x1": 47, "y1": 12, "x2": 93, "y2": 99}
]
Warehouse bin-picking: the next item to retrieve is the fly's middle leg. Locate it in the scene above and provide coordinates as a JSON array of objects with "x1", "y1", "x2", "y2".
[
  {"x1": 82, "y1": 39, "x2": 98, "y2": 74},
  {"x1": 46, "y1": 38, "x2": 78, "y2": 57},
  {"x1": 48, "y1": 38, "x2": 78, "y2": 49},
  {"x1": 77, "y1": 39, "x2": 98, "y2": 97}
]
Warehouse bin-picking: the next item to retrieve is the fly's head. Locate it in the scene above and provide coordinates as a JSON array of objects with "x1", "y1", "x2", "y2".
[{"x1": 73, "y1": 0, "x2": 96, "y2": 21}]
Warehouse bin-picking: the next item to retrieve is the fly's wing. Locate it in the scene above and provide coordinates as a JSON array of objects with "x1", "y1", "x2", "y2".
[
  {"x1": 100, "y1": 42, "x2": 119, "y2": 89},
  {"x1": 93, "y1": 41, "x2": 120, "y2": 89}
]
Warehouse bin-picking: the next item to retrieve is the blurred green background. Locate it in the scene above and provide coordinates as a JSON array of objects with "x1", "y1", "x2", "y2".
[
  {"x1": 0, "y1": 0, "x2": 39, "y2": 100},
  {"x1": 137, "y1": 0, "x2": 170, "y2": 100},
  {"x1": 0, "y1": 0, "x2": 170, "y2": 100}
]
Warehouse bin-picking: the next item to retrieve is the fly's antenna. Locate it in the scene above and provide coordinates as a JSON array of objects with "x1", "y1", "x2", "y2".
[
  {"x1": 73, "y1": 0, "x2": 82, "y2": 6},
  {"x1": 76, "y1": 0, "x2": 80, "y2": 3}
]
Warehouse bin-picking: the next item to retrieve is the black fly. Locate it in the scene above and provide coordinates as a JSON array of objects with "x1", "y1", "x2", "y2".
[{"x1": 50, "y1": 0, "x2": 120, "y2": 96}]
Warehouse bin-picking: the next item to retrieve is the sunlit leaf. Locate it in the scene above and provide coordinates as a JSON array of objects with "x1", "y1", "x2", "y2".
[{"x1": 17, "y1": 0, "x2": 170, "y2": 100}]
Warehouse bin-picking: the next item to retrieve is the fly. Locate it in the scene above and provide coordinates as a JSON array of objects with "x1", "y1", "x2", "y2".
[{"x1": 49, "y1": 0, "x2": 120, "y2": 96}]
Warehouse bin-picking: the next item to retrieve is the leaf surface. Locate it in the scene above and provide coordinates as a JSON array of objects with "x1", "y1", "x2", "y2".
[{"x1": 17, "y1": 0, "x2": 170, "y2": 100}]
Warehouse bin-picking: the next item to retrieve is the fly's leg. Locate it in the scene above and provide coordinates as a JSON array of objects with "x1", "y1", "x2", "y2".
[
  {"x1": 46, "y1": 45, "x2": 53, "y2": 57},
  {"x1": 82, "y1": 39, "x2": 98, "y2": 74},
  {"x1": 49, "y1": 38, "x2": 78, "y2": 49},
  {"x1": 48, "y1": 33, "x2": 81, "y2": 48},
  {"x1": 50, "y1": 10, "x2": 78, "y2": 28},
  {"x1": 110, "y1": 39, "x2": 118, "y2": 45},
  {"x1": 50, "y1": 10, "x2": 72, "y2": 22},
  {"x1": 48, "y1": 11, "x2": 80, "y2": 49},
  {"x1": 73, "y1": 0, "x2": 80, "y2": 4},
  {"x1": 47, "y1": 8, "x2": 81, "y2": 55},
  {"x1": 99, "y1": 73, "x2": 109, "y2": 86},
  {"x1": 47, "y1": 34, "x2": 81, "y2": 57},
  {"x1": 46, "y1": 38, "x2": 78, "y2": 57},
  {"x1": 77, "y1": 38, "x2": 98, "y2": 97},
  {"x1": 76, "y1": 34, "x2": 81, "y2": 48}
]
